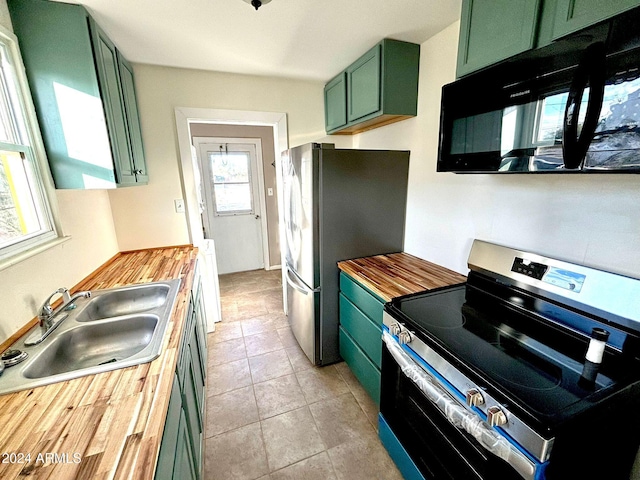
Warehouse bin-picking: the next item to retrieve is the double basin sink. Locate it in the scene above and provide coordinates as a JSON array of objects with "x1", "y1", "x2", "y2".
[{"x1": 0, "y1": 279, "x2": 181, "y2": 396}]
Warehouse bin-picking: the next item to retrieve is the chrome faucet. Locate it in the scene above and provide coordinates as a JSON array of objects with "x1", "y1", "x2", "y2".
[{"x1": 25, "y1": 288, "x2": 92, "y2": 346}]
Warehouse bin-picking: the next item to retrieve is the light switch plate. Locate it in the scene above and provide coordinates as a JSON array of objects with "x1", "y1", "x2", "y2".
[
  {"x1": 174, "y1": 199, "x2": 185, "y2": 213},
  {"x1": 267, "y1": 188, "x2": 274, "y2": 196}
]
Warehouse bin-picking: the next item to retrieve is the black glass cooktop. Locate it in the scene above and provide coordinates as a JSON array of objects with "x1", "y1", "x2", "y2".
[{"x1": 386, "y1": 280, "x2": 640, "y2": 427}]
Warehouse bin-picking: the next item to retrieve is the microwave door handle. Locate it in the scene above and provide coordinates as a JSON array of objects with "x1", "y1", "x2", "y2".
[{"x1": 562, "y1": 42, "x2": 606, "y2": 169}]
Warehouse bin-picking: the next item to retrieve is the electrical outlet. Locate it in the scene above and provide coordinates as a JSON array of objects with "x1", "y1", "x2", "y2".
[
  {"x1": 267, "y1": 188, "x2": 274, "y2": 196},
  {"x1": 174, "y1": 199, "x2": 185, "y2": 213}
]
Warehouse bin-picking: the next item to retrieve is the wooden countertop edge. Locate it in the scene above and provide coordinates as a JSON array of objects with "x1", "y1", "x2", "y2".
[{"x1": 0, "y1": 245, "x2": 198, "y2": 480}]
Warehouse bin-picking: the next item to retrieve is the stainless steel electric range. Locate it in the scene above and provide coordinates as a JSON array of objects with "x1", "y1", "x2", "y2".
[{"x1": 380, "y1": 240, "x2": 640, "y2": 480}]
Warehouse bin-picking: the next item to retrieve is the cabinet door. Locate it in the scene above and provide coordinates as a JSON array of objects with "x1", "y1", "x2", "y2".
[
  {"x1": 155, "y1": 376, "x2": 182, "y2": 480},
  {"x1": 193, "y1": 287, "x2": 208, "y2": 379},
  {"x1": 551, "y1": 0, "x2": 640, "y2": 39},
  {"x1": 117, "y1": 53, "x2": 148, "y2": 184},
  {"x1": 183, "y1": 336, "x2": 204, "y2": 473},
  {"x1": 173, "y1": 409, "x2": 198, "y2": 480},
  {"x1": 89, "y1": 19, "x2": 135, "y2": 185},
  {"x1": 347, "y1": 45, "x2": 381, "y2": 122},
  {"x1": 457, "y1": 0, "x2": 541, "y2": 77},
  {"x1": 324, "y1": 73, "x2": 347, "y2": 132}
]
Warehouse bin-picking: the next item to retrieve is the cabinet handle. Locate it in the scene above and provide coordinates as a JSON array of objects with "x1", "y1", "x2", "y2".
[{"x1": 134, "y1": 169, "x2": 143, "y2": 175}]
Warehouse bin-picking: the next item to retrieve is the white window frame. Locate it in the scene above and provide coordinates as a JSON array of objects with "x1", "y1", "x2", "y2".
[
  {"x1": 0, "y1": 25, "x2": 64, "y2": 269},
  {"x1": 209, "y1": 147, "x2": 256, "y2": 216}
]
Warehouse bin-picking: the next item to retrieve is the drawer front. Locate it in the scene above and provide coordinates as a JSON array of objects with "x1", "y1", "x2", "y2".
[
  {"x1": 340, "y1": 272, "x2": 385, "y2": 325},
  {"x1": 340, "y1": 293, "x2": 382, "y2": 368},
  {"x1": 339, "y1": 326, "x2": 381, "y2": 405}
]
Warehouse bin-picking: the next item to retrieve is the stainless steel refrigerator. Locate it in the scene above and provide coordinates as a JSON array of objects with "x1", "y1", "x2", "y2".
[{"x1": 282, "y1": 143, "x2": 409, "y2": 365}]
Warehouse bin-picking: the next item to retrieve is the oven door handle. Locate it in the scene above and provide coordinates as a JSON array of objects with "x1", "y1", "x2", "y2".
[{"x1": 382, "y1": 331, "x2": 540, "y2": 480}]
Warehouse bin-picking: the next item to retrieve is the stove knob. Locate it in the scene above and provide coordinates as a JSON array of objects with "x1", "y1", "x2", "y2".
[
  {"x1": 389, "y1": 323, "x2": 402, "y2": 336},
  {"x1": 487, "y1": 406, "x2": 508, "y2": 428},
  {"x1": 398, "y1": 330, "x2": 414, "y2": 345},
  {"x1": 465, "y1": 388, "x2": 485, "y2": 407}
]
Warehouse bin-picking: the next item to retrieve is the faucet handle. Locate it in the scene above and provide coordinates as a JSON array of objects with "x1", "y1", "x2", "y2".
[{"x1": 38, "y1": 287, "x2": 69, "y2": 323}]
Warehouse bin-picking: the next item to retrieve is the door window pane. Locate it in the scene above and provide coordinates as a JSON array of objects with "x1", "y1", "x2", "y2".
[
  {"x1": 213, "y1": 184, "x2": 251, "y2": 212},
  {"x1": 209, "y1": 151, "x2": 253, "y2": 214}
]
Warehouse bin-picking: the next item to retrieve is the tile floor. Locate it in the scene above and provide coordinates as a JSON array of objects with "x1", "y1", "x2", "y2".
[{"x1": 204, "y1": 269, "x2": 403, "y2": 480}]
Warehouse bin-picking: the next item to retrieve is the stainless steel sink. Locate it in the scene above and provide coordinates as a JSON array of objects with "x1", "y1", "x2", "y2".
[
  {"x1": 0, "y1": 279, "x2": 180, "y2": 396},
  {"x1": 23, "y1": 315, "x2": 158, "y2": 379},
  {"x1": 76, "y1": 283, "x2": 171, "y2": 321}
]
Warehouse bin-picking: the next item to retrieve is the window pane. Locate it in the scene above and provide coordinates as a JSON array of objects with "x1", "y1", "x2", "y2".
[
  {"x1": 210, "y1": 152, "x2": 250, "y2": 183},
  {"x1": 214, "y1": 183, "x2": 252, "y2": 212},
  {"x1": 0, "y1": 150, "x2": 43, "y2": 247},
  {"x1": 0, "y1": 45, "x2": 20, "y2": 144}
]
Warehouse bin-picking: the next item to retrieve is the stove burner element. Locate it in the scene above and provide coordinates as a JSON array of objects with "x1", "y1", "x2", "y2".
[
  {"x1": 1, "y1": 349, "x2": 28, "y2": 367},
  {"x1": 487, "y1": 340, "x2": 562, "y2": 391}
]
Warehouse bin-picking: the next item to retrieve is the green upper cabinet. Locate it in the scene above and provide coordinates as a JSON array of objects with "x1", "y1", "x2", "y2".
[
  {"x1": 7, "y1": 0, "x2": 148, "y2": 189},
  {"x1": 550, "y1": 0, "x2": 640, "y2": 39},
  {"x1": 456, "y1": 0, "x2": 542, "y2": 78},
  {"x1": 324, "y1": 39, "x2": 420, "y2": 135},
  {"x1": 324, "y1": 73, "x2": 347, "y2": 132},
  {"x1": 457, "y1": 0, "x2": 640, "y2": 77}
]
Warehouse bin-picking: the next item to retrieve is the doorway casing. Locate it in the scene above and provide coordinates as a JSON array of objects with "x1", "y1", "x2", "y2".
[{"x1": 174, "y1": 107, "x2": 289, "y2": 317}]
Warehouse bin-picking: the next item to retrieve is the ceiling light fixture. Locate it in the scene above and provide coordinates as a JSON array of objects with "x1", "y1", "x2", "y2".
[{"x1": 243, "y1": 0, "x2": 272, "y2": 10}]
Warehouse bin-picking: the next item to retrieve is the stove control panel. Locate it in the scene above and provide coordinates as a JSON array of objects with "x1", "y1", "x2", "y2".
[
  {"x1": 512, "y1": 257, "x2": 548, "y2": 280},
  {"x1": 487, "y1": 406, "x2": 508, "y2": 427}
]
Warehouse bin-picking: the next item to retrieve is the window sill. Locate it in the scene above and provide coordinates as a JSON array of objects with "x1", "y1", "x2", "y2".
[{"x1": 0, "y1": 236, "x2": 72, "y2": 273}]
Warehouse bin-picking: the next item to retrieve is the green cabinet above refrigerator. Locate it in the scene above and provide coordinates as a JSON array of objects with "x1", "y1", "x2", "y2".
[
  {"x1": 324, "y1": 39, "x2": 420, "y2": 135},
  {"x1": 8, "y1": 0, "x2": 148, "y2": 189}
]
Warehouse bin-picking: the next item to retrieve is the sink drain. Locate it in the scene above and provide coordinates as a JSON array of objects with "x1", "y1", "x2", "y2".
[
  {"x1": 2, "y1": 349, "x2": 28, "y2": 367},
  {"x1": 98, "y1": 358, "x2": 118, "y2": 366}
]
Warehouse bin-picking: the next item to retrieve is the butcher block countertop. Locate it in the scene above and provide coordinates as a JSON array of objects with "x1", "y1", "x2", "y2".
[
  {"x1": 338, "y1": 252, "x2": 467, "y2": 301},
  {"x1": 0, "y1": 246, "x2": 197, "y2": 480}
]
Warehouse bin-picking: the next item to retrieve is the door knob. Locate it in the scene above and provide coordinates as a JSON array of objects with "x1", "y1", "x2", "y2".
[{"x1": 255, "y1": 215, "x2": 260, "y2": 219}]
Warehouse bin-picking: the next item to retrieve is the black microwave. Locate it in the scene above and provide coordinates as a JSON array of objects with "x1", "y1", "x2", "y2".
[{"x1": 438, "y1": 7, "x2": 640, "y2": 173}]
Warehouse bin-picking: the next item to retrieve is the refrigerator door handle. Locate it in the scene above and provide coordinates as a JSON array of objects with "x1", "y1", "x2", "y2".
[{"x1": 286, "y1": 267, "x2": 320, "y2": 295}]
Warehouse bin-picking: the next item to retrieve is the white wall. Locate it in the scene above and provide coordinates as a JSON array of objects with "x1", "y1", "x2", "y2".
[
  {"x1": 0, "y1": 2, "x2": 120, "y2": 343},
  {"x1": 354, "y1": 21, "x2": 640, "y2": 279},
  {"x1": 108, "y1": 64, "x2": 345, "y2": 251}
]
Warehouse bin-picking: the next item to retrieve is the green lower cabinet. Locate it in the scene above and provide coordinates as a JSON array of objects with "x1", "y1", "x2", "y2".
[
  {"x1": 155, "y1": 376, "x2": 183, "y2": 480},
  {"x1": 338, "y1": 272, "x2": 385, "y2": 405},
  {"x1": 339, "y1": 327, "x2": 381, "y2": 405},
  {"x1": 339, "y1": 294, "x2": 382, "y2": 368},
  {"x1": 174, "y1": 409, "x2": 198, "y2": 480},
  {"x1": 155, "y1": 374, "x2": 199, "y2": 480},
  {"x1": 182, "y1": 345, "x2": 203, "y2": 473},
  {"x1": 155, "y1": 283, "x2": 206, "y2": 479}
]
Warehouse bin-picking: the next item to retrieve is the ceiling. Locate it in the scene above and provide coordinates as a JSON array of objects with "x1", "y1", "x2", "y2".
[{"x1": 53, "y1": 0, "x2": 462, "y2": 82}]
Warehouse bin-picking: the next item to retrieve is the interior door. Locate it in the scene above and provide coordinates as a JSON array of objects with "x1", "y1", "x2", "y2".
[{"x1": 199, "y1": 142, "x2": 264, "y2": 274}]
